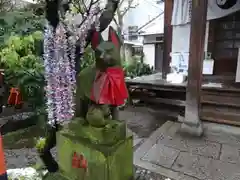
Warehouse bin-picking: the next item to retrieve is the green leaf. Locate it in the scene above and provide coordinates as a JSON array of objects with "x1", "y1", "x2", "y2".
[{"x1": 0, "y1": 30, "x2": 45, "y2": 107}]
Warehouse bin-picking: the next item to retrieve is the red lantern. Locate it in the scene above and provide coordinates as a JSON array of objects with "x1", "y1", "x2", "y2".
[{"x1": 8, "y1": 88, "x2": 22, "y2": 106}]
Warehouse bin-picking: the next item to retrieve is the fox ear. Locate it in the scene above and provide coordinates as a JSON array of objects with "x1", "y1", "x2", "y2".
[
  {"x1": 91, "y1": 30, "x2": 103, "y2": 50},
  {"x1": 108, "y1": 26, "x2": 121, "y2": 49}
]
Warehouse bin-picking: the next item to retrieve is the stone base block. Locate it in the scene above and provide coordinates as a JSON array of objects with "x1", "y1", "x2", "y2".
[
  {"x1": 180, "y1": 122, "x2": 203, "y2": 137},
  {"x1": 56, "y1": 129, "x2": 134, "y2": 180},
  {"x1": 68, "y1": 118, "x2": 126, "y2": 145}
]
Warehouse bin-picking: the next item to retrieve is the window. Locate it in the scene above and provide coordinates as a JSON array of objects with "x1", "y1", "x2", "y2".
[
  {"x1": 128, "y1": 26, "x2": 138, "y2": 41},
  {"x1": 214, "y1": 11, "x2": 240, "y2": 59},
  {"x1": 156, "y1": 0, "x2": 164, "y2": 4},
  {"x1": 156, "y1": 36, "x2": 163, "y2": 42},
  {"x1": 132, "y1": 46, "x2": 143, "y2": 56}
]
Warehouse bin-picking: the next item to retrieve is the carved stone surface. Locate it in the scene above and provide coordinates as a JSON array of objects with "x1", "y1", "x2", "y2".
[
  {"x1": 172, "y1": 152, "x2": 240, "y2": 180},
  {"x1": 157, "y1": 132, "x2": 221, "y2": 159},
  {"x1": 141, "y1": 143, "x2": 180, "y2": 168},
  {"x1": 220, "y1": 144, "x2": 240, "y2": 165},
  {"x1": 135, "y1": 121, "x2": 240, "y2": 180},
  {"x1": 209, "y1": 158, "x2": 240, "y2": 180},
  {"x1": 204, "y1": 130, "x2": 240, "y2": 147},
  {"x1": 172, "y1": 152, "x2": 212, "y2": 179}
]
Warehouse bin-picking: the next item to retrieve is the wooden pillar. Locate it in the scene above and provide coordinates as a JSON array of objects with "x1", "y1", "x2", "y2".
[
  {"x1": 162, "y1": 0, "x2": 173, "y2": 79},
  {"x1": 180, "y1": 0, "x2": 208, "y2": 136}
]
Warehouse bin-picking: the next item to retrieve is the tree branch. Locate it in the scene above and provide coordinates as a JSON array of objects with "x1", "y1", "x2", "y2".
[
  {"x1": 113, "y1": 17, "x2": 118, "y2": 27},
  {"x1": 82, "y1": 0, "x2": 88, "y2": 12},
  {"x1": 92, "y1": 0, "x2": 99, "y2": 4},
  {"x1": 118, "y1": 0, "x2": 125, "y2": 9},
  {"x1": 121, "y1": 2, "x2": 138, "y2": 17},
  {"x1": 83, "y1": 0, "x2": 119, "y2": 43},
  {"x1": 75, "y1": 0, "x2": 119, "y2": 73},
  {"x1": 45, "y1": 0, "x2": 119, "y2": 73},
  {"x1": 99, "y1": 0, "x2": 119, "y2": 32},
  {"x1": 73, "y1": 1, "x2": 83, "y2": 15},
  {"x1": 0, "y1": 0, "x2": 14, "y2": 12}
]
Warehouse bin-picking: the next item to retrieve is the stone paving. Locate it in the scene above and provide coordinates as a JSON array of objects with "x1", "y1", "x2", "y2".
[
  {"x1": 5, "y1": 128, "x2": 170, "y2": 180},
  {"x1": 134, "y1": 121, "x2": 240, "y2": 180}
]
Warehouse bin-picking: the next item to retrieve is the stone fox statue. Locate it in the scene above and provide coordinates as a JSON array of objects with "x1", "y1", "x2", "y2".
[
  {"x1": 77, "y1": 26, "x2": 128, "y2": 124},
  {"x1": 37, "y1": 26, "x2": 128, "y2": 173},
  {"x1": 38, "y1": 0, "x2": 121, "y2": 174}
]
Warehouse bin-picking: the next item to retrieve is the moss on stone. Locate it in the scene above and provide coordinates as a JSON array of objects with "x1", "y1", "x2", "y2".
[
  {"x1": 67, "y1": 118, "x2": 126, "y2": 145},
  {"x1": 3, "y1": 125, "x2": 45, "y2": 149},
  {"x1": 86, "y1": 106, "x2": 106, "y2": 127},
  {"x1": 57, "y1": 132, "x2": 133, "y2": 180}
]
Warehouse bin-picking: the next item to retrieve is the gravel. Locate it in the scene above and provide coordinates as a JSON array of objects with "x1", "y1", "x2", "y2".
[
  {"x1": 134, "y1": 166, "x2": 171, "y2": 180},
  {"x1": 5, "y1": 148, "x2": 39, "y2": 169}
]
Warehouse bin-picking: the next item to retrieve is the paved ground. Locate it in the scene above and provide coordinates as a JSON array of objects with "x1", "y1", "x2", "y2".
[
  {"x1": 135, "y1": 121, "x2": 240, "y2": 180},
  {"x1": 4, "y1": 129, "x2": 169, "y2": 180},
  {"x1": 5, "y1": 107, "x2": 240, "y2": 180},
  {"x1": 3, "y1": 106, "x2": 169, "y2": 179}
]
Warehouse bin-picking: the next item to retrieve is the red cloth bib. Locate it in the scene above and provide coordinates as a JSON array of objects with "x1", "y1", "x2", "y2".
[{"x1": 90, "y1": 67, "x2": 128, "y2": 106}]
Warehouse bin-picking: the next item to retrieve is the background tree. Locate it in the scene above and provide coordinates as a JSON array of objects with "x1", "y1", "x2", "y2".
[
  {"x1": 0, "y1": 0, "x2": 14, "y2": 12},
  {"x1": 0, "y1": 0, "x2": 45, "y2": 46},
  {"x1": 111, "y1": 0, "x2": 139, "y2": 61},
  {"x1": 0, "y1": 31, "x2": 45, "y2": 107},
  {"x1": 114, "y1": 0, "x2": 139, "y2": 37}
]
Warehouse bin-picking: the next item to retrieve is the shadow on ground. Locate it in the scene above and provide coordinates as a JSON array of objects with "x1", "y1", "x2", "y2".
[{"x1": 120, "y1": 106, "x2": 168, "y2": 138}]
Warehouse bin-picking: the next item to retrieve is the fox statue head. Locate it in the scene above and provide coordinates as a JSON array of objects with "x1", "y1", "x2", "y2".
[{"x1": 91, "y1": 26, "x2": 122, "y2": 71}]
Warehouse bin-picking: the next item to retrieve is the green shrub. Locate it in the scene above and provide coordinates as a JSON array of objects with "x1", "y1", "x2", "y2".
[
  {"x1": 0, "y1": 31, "x2": 45, "y2": 108},
  {"x1": 123, "y1": 56, "x2": 153, "y2": 78},
  {"x1": 80, "y1": 46, "x2": 95, "y2": 70},
  {"x1": 0, "y1": 8, "x2": 44, "y2": 47}
]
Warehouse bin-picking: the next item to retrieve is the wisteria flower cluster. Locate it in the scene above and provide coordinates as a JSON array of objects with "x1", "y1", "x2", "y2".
[{"x1": 44, "y1": 3, "x2": 101, "y2": 126}]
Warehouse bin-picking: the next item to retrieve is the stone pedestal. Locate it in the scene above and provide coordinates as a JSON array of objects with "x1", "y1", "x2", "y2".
[
  {"x1": 180, "y1": 122, "x2": 203, "y2": 137},
  {"x1": 50, "y1": 118, "x2": 134, "y2": 180},
  {"x1": 178, "y1": 115, "x2": 203, "y2": 137}
]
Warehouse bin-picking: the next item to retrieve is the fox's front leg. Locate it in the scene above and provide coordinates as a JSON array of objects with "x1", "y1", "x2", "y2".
[
  {"x1": 110, "y1": 106, "x2": 119, "y2": 120},
  {"x1": 38, "y1": 123, "x2": 60, "y2": 173},
  {"x1": 78, "y1": 98, "x2": 90, "y2": 119}
]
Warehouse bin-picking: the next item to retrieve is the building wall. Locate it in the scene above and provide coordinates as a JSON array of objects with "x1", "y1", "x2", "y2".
[
  {"x1": 143, "y1": 44, "x2": 155, "y2": 68},
  {"x1": 171, "y1": 22, "x2": 209, "y2": 57},
  {"x1": 15, "y1": 0, "x2": 34, "y2": 8},
  {"x1": 143, "y1": 33, "x2": 163, "y2": 44},
  {"x1": 170, "y1": 0, "x2": 240, "y2": 76},
  {"x1": 171, "y1": 11, "x2": 240, "y2": 76},
  {"x1": 143, "y1": 34, "x2": 163, "y2": 69},
  {"x1": 208, "y1": 12, "x2": 240, "y2": 76},
  {"x1": 122, "y1": 0, "x2": 164, "y2": 42},
  {"x1": 123, "y1": 44, "x2": 133, "y2": 61},
  {"x1": 102, "y1": 0, "x2": 164, "y2": 44},
  {"x1": 171, "y1": 22, "x2": 210, "y2": 74}
]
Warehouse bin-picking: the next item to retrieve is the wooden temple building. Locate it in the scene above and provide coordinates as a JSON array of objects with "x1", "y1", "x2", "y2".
[{"x1": 126, "y1": 0, "x2": 240, "y2": 135}]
